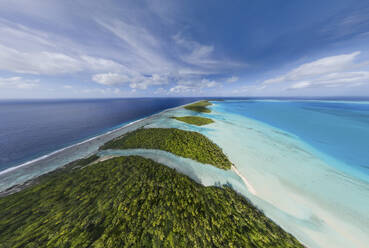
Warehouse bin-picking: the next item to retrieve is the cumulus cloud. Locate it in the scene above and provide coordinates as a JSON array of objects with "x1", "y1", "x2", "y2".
[
  {"x1": 0, "y1": 2, "x2": 245, "y2": 96},
  {"x1": 0, "y1": 76, "x2": 39, "y2": 89},
  {"x1": 92, "y1": 72, "x2": 170, "y2": 90},
  {"x1": 226, "y1": 76, "x2": 238, "y2": 83},
  {"x1": 169, "y1": 85, "x2": 192, "y2": 93},
  {"x1": 130, "y1": 74, "x2": 170, "y2": 90},
  {"x1": 262, "y1": 51, "x2": 369, "y2": 89},
  {"x1": 92, "y1": 73, "x2": 131, "y2": 86}
]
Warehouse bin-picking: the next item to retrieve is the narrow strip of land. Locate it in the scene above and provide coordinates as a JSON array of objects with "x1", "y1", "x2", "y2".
[
  {"x1": 184, "y1": 100, "x2": 212, "y2": 113},
  {"x1": 100, "y1": 128, "x2": 232, "y2": 170},
  {"x1": 171, "y1": 116, "x2": 214, "y2": 126},
  {"x1": 231, "y1": 165, "x2": 257, "y2": 195}
]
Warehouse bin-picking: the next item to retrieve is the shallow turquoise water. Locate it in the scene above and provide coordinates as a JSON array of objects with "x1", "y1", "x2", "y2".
[
  {"x1": 217, "y1": 100, "x2": 369, "y2": 181},
  {"x1": 3, "y1": 99, "x2": 369, "y2": 247},
  {"x1": 148, "y1": 101, "x2": 369, "y2": 248},
  {"x1": 206, "y1": 101, "x2": 369, "y2": 248}
]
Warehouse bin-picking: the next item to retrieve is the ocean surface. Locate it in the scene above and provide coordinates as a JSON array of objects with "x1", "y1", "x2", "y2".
[
  {"x1": 218, "y1": 100, "x2": 369, "y2": 181},
  {"x1": 1, "y1": 98, "x2": 369, "y2": 247},
  {"x1": 138, "y1": 99, "x2": 369, "y2": 248},
  {"x1": 0, "y1": 98, "x2": 197, "y2": 172}
]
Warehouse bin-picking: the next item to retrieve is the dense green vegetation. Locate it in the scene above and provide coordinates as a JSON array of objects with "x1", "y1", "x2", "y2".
[
  {"x1": 184, "y1": 100, "x2": 212, "y2": 113},
  {"x1": 0, "y1": 155, "x2": 99, "y2": 197},
  {"x1": 0, "y1": 156, "x2": 303, "y2": 248},
  {"x1": 100, "y1": 128, "x2": 231, "y2": 169},
  {"x1": 171, "y1": 116, "x2": 214, "y2": 126}
]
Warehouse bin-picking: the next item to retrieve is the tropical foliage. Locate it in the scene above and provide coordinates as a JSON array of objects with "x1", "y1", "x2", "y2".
[
  {"x1": 171, "y1": 116, "x2": 214, "y2": 126},
  {"x1": 0, "y1": 156, "x2": 303, "y2": 248},
  {"x1": 184, "y1": 101, "x2": 212, "y2": 113},
  {"x1": 100, "y1": 128, "x2": 231, "y2": 169}
]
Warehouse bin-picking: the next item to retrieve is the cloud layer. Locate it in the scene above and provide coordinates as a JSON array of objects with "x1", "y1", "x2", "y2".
[
  {"x1": 262, "y1": 51, "x2": 369, "y2": 90},
  {"x1": 0, "y1": 1, "x2": 369, "y2": 98}
]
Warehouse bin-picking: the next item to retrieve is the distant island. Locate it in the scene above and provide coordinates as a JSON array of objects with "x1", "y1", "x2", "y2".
[
  {"x1": 0, "y1": 100, "x2": 304, "y2": 247},
  {"x1": 184, "y1": 100, "x2": 212, "y2": 113},
  {"x1": 171, "y1": 116, "x2": 214, "y2": 126}
]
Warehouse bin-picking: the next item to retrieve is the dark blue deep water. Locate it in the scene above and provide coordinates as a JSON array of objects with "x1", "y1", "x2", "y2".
[{"x1": 0, "y1": 98, "x2": 198, "y2": 172}]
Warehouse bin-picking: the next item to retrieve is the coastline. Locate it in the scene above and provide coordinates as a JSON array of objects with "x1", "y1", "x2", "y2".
[
  {"x1": 231, "y1": 165, "x2": 257, "y2": 195},
  {"x1": 205, "y1": 101, "x2": 369, "y2": 248},
  {"x1": 0, "y1": 100, "x2": 202, "y2": 193},
  {"x1": 0, "y1": 118, "x2": 144, "y2": 177},
  {"x1": 2, "y1": 98, "x2": 369, "y2": 247}
]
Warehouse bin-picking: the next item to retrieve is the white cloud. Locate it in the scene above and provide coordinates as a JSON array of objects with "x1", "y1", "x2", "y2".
[
  {"x1": 264, "y1": 51, "x2": 362, "y2": 84},
  {"x1": 0, "y1": 44, "x2": 83, "y2": 75},
  {"x1": 289, "y1": 81, "x2": 311, "y2": 89},
  {"x1": 169, "y1": 78, "x2": 218, "y2": 93},
  {"x1": 0, "y1": 18, "x2": 56, "y2": 51},
  {"x1": 129, "y1": 74, "x2": 170, "y2": 90},
  {"x1": 92, "y1": 73, "x2": 131, "y2": 86},
  {"x1": 0, "y1": 3, "x2": 245, "y2": 96},
  {"x1": 80, "y1": 56, "x2": 125, "y2": 72},
  {"x1": 172, "y1": 33, "x2": 242, "y2": 70},
  {"x1": 154, "y1": 87, "x2": 168, "y2": 95},
  {"x1": 92, "y1": 72, "x2": 170, "y2": 90},
  {"x1": 169, "y1": 85, "x2": 192, "y2": 93},
  {"x1": 226, "y1": 76, "x2": 238, "y2": 83},
  {"x1": 96, "y1": 19, "x2": 171, "y2": 73},
  {"x1": 0, "y1": 43, "x2": 128, "y2": 75},
  {"x1": 288, "y1": 71, "x2": 369, "y2": 89},
  {"x1": 201, "y1": 79, "x2": 218, "y2": 88},
  {"x1": 173, "y1": 33, "x2": 213, "y2": 64},
  {"x1": 0, "y1": 76, "x2": 39, "y2": 89},
  {"x1": 262, "y1": 51, "x2": 369, "y2": 90},
  {"x1": 95, "y1": 20, "x2": 241, "y2": 91},
  {"x1": 81, "y1": 87, "x2": 122, "y2": 95}
]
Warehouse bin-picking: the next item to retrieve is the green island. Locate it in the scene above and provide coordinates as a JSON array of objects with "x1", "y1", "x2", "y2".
[
  {"x1": 184, "y1": 100, "x2": 212, "y2": 113},
  {"x1": 171, "y1": 116, "x2": 214, "y2": 126},
  {"x1": 100, "y1": 128, "x2": 231, "y2": 170},
  {"x1": 0, "y1": 156, "x2": 303, "y2": 248}
]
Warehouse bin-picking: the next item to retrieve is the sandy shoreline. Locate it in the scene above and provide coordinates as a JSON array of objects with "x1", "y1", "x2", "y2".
[
  {"x1": 231, "y1": 165, "x2": 257, "y2": 195},
  {"x1": 0, "y1": 100, "x2": 202, "y2": 194}
]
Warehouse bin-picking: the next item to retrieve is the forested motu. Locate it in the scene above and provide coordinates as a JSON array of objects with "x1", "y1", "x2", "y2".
[
  {"x1": 0, "y1": 156, "x2": 303, "y2": 248},
  {"x1": 184, "y1": 101, "x2": 212, "y2": 113},
  {"x1": 171, "y1": 116, "x2": 214, "y2": 126},
  {"x1": 100, "y1": 128, "x2": 231, "y2": 170}
]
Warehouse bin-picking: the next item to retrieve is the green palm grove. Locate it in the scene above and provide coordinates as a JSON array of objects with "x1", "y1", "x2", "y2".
[
  {"x1": 184, "y1": 101, "x2": 212, "y2": 113},
  {"x1": 100, "y1": 128, "x2": 232, "y2": 170},
  {"x1": 0, "y1": 156, "x2": 303, "y2": 248},
  {"x1": 171, "y1": 116, "x2": 214, "y2": 126},
  {"x1": 0, "y1": 102, "x2": 304, "y2": 247}
]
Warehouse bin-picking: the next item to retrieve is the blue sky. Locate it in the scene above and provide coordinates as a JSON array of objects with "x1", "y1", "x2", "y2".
[{"x1": 1, "y1": 0, "x2": 369, "y2": 98}]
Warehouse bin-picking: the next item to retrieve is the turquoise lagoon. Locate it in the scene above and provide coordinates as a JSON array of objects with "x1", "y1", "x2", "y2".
[
  {"x1": 143, "y1": 100, "x2": 369, "y2": 248},
  {"x1": 2, "y1": 99, "x2": 369, "y2": 247}
]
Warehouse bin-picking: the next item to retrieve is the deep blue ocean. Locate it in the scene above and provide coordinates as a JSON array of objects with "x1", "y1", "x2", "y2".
[
  {"x1": 0, "y1": 98, "x2": 198, "y2": 172},
  {"x1": 2, "y1": 97, "x2": 369, "y2": 178},
  {"x1": 219, "y1": 100, "x2": 369, "y2": 177}
]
